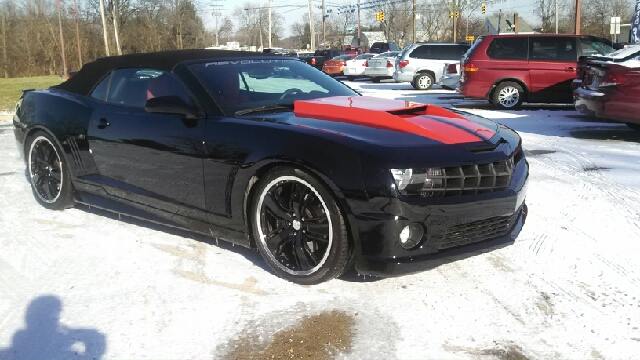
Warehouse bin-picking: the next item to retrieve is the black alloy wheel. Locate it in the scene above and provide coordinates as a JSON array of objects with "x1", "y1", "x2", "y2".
[
  {"x1": 27, "y1": 132, "x2": 75, "y2": 210},
  {"x1": 251, "y1": 167, "x2": 351, "y2": 284}
]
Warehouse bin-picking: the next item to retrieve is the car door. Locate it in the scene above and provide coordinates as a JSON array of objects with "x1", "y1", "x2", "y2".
[
  {"x1": 528, "y1": 36, "x2": 577, "y2": 103},
  {"x1": 86, "y1": 68, "x2": 207, "y2": 221}
]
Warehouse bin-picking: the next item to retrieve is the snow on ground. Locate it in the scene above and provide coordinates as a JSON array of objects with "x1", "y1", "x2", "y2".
[{"x1": 1, "y1": 80, "x2": 640, "y2": 359}]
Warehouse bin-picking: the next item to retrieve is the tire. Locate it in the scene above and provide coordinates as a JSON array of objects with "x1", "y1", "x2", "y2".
[
  {"x1": 347, "y1": 76, "x2": 356, "y2": 81},
  {"x1": 626, "y1": 123, "x2": 640, "y2": 131},
  {"x1": 493, "y1": 81, "x2": 524, "y2": 109},
  {"x1": 26, "y1": 131, "x2": 75, "y2": 210},
  {"x1": 251, "y1": 167, "x2": 351, "y2": 285},
  {"x1": 412, "y1": 73, "x2": 434, "y2": 90},
  {"x1": 371, "y1": 77, "x2": 381, "y2": 83},
  {"x1": 441, "y1": 85, "x2": 453, "y2": 90}
]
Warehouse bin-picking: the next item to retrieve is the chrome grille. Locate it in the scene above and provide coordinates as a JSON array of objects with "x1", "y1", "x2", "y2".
[
  {"x1": 440, "y1": 211, "x2": 520, "y2": 249},
  {"x1": 420, "y1": 157, "x2": 514, "y2": 197}
]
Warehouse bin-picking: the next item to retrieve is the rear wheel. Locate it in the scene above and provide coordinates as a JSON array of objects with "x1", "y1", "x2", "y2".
[
  {"x1": 347, "y1": 76, "x2": 356, "y2": 81},
  {"x1": 251, "y1": 167, "x2": 351, "y2": 285},
  {"x1": 412, "y1": 73, "x2": 434, "y2": 90},
  {"x1": 493, "y1": 81, "x2": 524, "y2": 109},
  {"x1": 26, "y1": 131, "x2": 75, "y2": 210}
]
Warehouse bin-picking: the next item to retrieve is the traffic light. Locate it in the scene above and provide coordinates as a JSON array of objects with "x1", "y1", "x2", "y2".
[
  {"x1": 481, "y1": 3, "x2": 486, "y2": 14},
  {"x1": 380, "y1": 11, "x2": 385, "y2": 21},
  {"x1": 449, "y1": 11, "x2": 454, "y2": 18},
  {"x1": 375, "y1": 12, "x2": 381, "y2": 21},
  {"x1": 455, "y1": 12, "x2": 460, "y2": 18}
]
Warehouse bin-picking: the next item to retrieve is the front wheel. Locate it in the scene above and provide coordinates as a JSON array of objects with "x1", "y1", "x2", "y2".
[
  {"x1": 493, "y1": 82, "x2": 524, "y2": 109},
  {"x1": 26, "y1": 131, "x2": 75, "y2": 210},
  {"x1": 251, "y1": 167, "x2": 351, "y2": 285},
  {"x1": 626, "y1": 123, "x2": 640, "y2": 132}
]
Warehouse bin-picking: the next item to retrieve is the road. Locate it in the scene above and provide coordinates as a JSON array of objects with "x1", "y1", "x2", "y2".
[{"x1": 1, "y1": 82, "x2": 639, "y2": 359}]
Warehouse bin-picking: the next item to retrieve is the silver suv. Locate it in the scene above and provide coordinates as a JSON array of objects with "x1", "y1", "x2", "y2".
[{"x1": 394, "y1": 43, "x2": 470, "y2": 90}]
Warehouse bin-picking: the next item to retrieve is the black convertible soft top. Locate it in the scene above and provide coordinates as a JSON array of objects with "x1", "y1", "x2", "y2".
[{"x1": 54, "y1": 49, "x2": 274, "y2": 96}]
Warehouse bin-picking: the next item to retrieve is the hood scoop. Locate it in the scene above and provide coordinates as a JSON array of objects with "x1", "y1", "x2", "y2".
[{"x1": 294, "y1": 96, "x2": 496, "y2": 144}]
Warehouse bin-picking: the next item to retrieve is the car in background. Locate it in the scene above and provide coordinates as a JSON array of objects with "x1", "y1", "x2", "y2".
[
  {"x1": 459, "y1": 34, "x2": 620, "y2": 109},
  {"x1": 573, "y1": 49, "x2": 640, "y2": 131},
  {"x1": 321, "y1": 54, "x2": 357, "y2": 77},
  {"x1": 12, "y1": 49, "x2": 528, "y2": 284},
  {"x1": 344, "y1": 53, "x2": 376, "y2": 81},
  {"x1": 394, "y1": 42, "x2": 470, "y2": 90},
  {"x1": 344, "y1": 46, "x2": 361, "y2": 55},
  {"x1": 305, "y1": 48, "x2": 345, "y2": 70},
  {"x1": 573, "y1": 44, "x2": 639, "y2": 91},
  {"x1": 364, "y1": 51, "x2": 400, "y2": 83},
  {"x1": 439, "y1": 63, "x2": 460, "y2": 90},
  {"x1": 369, "y1": 42, "x2": 400, "y2": 54}
]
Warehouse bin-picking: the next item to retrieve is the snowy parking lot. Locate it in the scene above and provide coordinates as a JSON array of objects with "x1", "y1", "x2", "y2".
[{"x1": 1, "y1": 81, "x2": 640, "y2": 359}]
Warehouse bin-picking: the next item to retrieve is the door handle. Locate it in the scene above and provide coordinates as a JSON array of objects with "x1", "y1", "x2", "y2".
[
  {"x1": 95, "y1": 118, "x2": 110, "y2": 129},
  {"x1": 565, "y1": 67, "x2": 575, "y2": 72}
]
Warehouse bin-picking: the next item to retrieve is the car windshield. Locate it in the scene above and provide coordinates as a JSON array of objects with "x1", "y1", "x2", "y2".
[
  {"x1": 189, "y1": 58, "x2": 357, "y2": 116},
  {"x1": 354, "y1": 54, "x2": 374, "y2": 60}
]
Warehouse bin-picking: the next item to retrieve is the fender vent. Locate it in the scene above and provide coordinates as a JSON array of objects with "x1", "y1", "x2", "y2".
[
  {"x1": 225, "y1": 167, "x2": 239, "y2": 215},
  {"x1": 67, "y1": 136, "x2": 86, "y2": 173}
]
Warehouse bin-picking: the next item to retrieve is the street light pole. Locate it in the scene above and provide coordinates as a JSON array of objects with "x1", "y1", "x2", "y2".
[
  {"x1": 555, "y1": 0, "x2": 558, "y2": 33},
  {"x1": 308, "y1": 0, "x2": 315, "y2": 50}
]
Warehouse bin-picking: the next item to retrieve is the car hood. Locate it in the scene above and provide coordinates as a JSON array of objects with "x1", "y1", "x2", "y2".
[{"x1": 287, "y1": 96, "x2": 499, "y2": 146}]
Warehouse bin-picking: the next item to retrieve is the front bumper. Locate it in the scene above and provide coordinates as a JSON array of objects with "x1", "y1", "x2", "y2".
[{"x1": 351, "y1": 155, "x2": 529, "y2": 277}]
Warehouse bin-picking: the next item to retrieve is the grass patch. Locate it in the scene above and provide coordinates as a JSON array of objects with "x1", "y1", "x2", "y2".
[{"x1": 0, "y1": 76, "x2": 63, "y2": 112}]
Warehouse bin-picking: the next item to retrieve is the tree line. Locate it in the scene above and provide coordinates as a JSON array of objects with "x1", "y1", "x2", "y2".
[{"x1": 0, "y1": 0, "x2": 635, "y2": 78}]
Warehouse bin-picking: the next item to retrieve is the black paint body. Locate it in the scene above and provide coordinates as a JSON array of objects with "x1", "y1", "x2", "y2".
[{"x1": 13, "y1": 54, "x2": 528, "y2": 277}]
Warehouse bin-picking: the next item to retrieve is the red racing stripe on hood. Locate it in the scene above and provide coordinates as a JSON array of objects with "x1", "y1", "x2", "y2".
[{"x1": 293, "y1": 96, "x2": 494, "y2": 144}]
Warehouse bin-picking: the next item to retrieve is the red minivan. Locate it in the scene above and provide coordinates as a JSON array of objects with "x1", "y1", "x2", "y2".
[{"x1": 460, "y1": 34, "x2": 618, "y2": 109}]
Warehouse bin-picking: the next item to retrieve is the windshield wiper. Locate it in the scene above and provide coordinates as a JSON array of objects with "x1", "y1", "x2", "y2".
[{"x1": 235, "y1": 103, "x2": 294, "y2": 116}]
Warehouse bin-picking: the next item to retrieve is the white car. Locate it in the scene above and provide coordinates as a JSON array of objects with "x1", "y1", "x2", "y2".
[
  {"x1": 344, "y1": 53, "x2": 376, "y2": 81},
  {"x1": 364, "y1": 51, "x2": 400, "y2": 83},
  {"x1": 439, "y1": 63, "x2": 461, "y2": 90}
]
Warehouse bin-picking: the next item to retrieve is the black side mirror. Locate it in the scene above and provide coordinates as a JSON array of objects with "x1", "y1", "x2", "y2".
[
  {"x1": 145, "y1": 96, "x2": 199, "y2": 119},
  {"x1": 613, "y1": 42, "x2": 624, "y2": 50}
]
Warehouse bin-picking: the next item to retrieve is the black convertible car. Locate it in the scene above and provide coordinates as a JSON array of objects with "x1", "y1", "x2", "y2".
[{"x1": 13, "y1": 49, "x2": 528, "y2": 284}]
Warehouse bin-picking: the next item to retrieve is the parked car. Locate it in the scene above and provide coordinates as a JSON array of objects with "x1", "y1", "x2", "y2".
[
  {"x1": 364, "y1": 51, "x2": 400, "y2": 83},
  {"x1": 572, "y1": 44, "x2": 638, "y2": 91},
  {"x1": 459, "y1": 34, "x2": 620, "y2": 109},
  {"x1": 439, "y1": 63, "x2": 460, "y2": 90},
  {"x1": 573, "y1": 47, "x2": 640, "y2": 131},
  {"x1": 13, "y1": 49, "x2": 528, "y2": 284},
  {"x1": 305, "y1": 48, "x2": 345, "y2": 70},
  {"x1": 344, "y1": 53, "x2": 376, "y2": 81},
  {"x1": 393, "y1": 42, "x2": 470, "y2": 90},
  {"x1": 369, "y1": 42, "x2": 400, "y2": 54},
  {"x1": 321, "y1": 54, "x2": 356, "y2": 77},
  {"x1": 344, "y1": 46, "x2": 361, "y2": 55}
]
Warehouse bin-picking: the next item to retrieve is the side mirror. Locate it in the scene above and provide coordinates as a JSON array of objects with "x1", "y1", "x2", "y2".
[
  {"x1": 145, "y1": 96, "x2": 199, "y2": 119},
  {"x1": 613, "y1": 42, "x2": 625, "y2": 50}
]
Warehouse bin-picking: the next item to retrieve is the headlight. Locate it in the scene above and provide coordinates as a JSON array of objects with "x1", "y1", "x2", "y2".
[{"x1": 391, "y1": 168, "x2": 445, "y2": 194}]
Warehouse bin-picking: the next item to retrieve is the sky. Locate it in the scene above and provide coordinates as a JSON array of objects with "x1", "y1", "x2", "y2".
[{"x1": 202, "y1": 0, "x2": 538, "y2": 42}]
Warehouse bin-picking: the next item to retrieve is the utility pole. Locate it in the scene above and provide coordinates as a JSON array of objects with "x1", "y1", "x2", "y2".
[
  {"x1": 268, "y1": 0, "x2": 272, "y2": 48},
  {"x1": 56, "y1": 0, "x2": 67, "y2": 78},
  {"x1": 453, "y1": 0, "x2": 457, "y2": 42},
  {"x1": 322, "y1": 0, "x2": 325, "y2": 46},
  {"x1": 308, "y1": 0, "x2": 315, "y2": 50},
  {"x1": 2, "y1": 13, "x2": 7, "y2": 78},
  {"x1": 73, "y1": 0, "x2": 82, "y2": 66},
  {"x1": 555, "y1": 0, "x2": 558, "y2": 33},
  {"x1": 412, "y1": 0, "x2": 416, "y2": 43},
  {"x1": 357, "y1": 0, "x2": 361, "y2": 49},
  {"x1": 575, "y1": 0, "x2": 581, "y2": 34},
  {"x1": 212, "y1": 0, "x2": 223, "y2": 46},
  {"x1": 99, "y1": 0, "x2": 109, "y2": 55}
]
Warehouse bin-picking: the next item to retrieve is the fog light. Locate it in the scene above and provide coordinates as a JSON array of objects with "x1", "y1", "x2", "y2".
[{"x1": 399, "y1": 223, "x2": 425, "y2": 249}]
